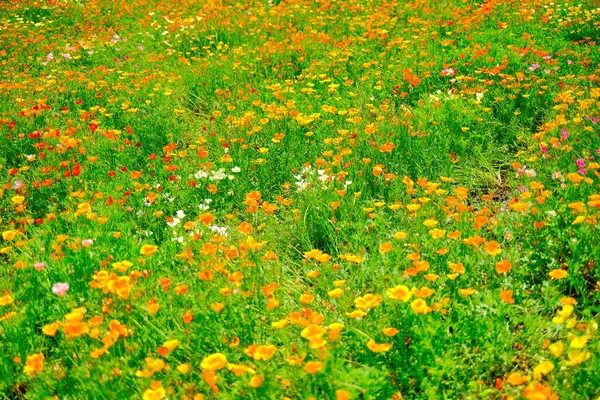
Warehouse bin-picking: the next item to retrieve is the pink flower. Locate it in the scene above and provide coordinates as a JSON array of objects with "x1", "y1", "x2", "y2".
[
  {"x1": 82, "y1": 239, "x2": 93, "y2": 247},
  {"x1": 34, "y1": 262, "x2": 46, "y2": 271},
  {"x1": 52, "y1": 283, "x2": 69, "y2": 296}
]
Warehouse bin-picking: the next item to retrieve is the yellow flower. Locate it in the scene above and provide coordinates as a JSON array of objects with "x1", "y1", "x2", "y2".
[
  {"x1": 429, "y1": 229, "x2": 446, "y2": 239},
  {"x1": 386, "y1": 285, "x2": 412, "y2": 302},
  {"x1": 227, "y1": 363, "x2": 256, "y2": 376},
  {"x1": 177, "y1": 364, "x2": 190, "y2": 374},
  {"x1": 253, "y1": 345, "x2": 277, "y2": 361},
  {"x1": 532, "y1": 360, "x2": 554, "y2": 380},
  {"x1": 394, "y1": 231, "x2": 408, "y2": 240},
  {"x1": 570, "y1": 335, "x2": 590, "y2": 349},
  {"x1": 548, "y1": 341, "x2": 564, "y2": 357},
  {"x1": 328, "y1": 288, "x2": 344, "y2": 298},
  {"x1": 354, "y1": 293, "x2": 383, "y2": 309},
  {"x1": 201, "y1": 353, "x2": 227, "y2": 371},
  {"x1": 566, "y1": 350, "x2": 591, "y2": 366},
  {"x1": 548, "y1": 269, "x2": 567, "y2": 280},
  {"x1": 458, "y1": 288, "x2": 476, "y2": 297},
  {"x1": 301, "y1": 324, "x2": 326, "y2": 341},
  {"x1": 162, "y1": 339, "x2": 179, "y2": 351},
  {"x1": 112, "y1": 260, "x2": 133, "y2": 273},
  {"x1": 0, "y1": 294, "x2": 14, "y2": 306},
  {"x1": 140, "y1": 245, "x2": 158, "y2": 256},
  {"x1": 410, "y1": 299, "x2": 431, "y2": 314},
  {"x1": 2, "y1": 230, "x2": 18, "y2": 241},
  {"x1": 328, "y1": 323, "x2": 344, "y2": 340},
  {"x1": 142, "y1": 387, "x2": 166, "y2": 400},
  {"x1": 42, "y1": 322, "x2": 59, "y2": 336},
  {"x1": 11, "y1": 195, "x2": 25, "y2": 205}
]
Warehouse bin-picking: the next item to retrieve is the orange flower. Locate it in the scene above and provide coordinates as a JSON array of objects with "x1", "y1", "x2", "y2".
[
  {"x1": 251, "y1": 344, "x2": 277, "y2": 361},
  {"x1": 495, "y1": 260, "x2": 512, "y2": 274},
  {"x1": 367, "y1": 339, "x2": 392, "y2": 352},
  {"x1": 299, "y1": 292, "x2": 314, "y2": 304},
  {"x1": 382, "y1": 327, "x2": 400, "y2": 336},
  {"x1": 183, "y1": 310, "x2": 193, "y2": 324},
  {"x1": 483, "y1": 240, "x2": 502, "y2": 256},
  {"x1": 500, "y1": 289, "x2": 515, "y2": 304},
  {"x1": 379, "y1": 142, "x2": 395, "y2": 152},
  {"x1": 24, "y1": 353, "x2": 44, "y2": 377},
  {"x1": 379, "y1": 242, "x2": 393, "y2": 254},
  {"x1": 303, "y1": 361, "x2": 323, "y2": 374},
  {"x1": 506, "y1": 371, "x2": 530, "y2": 386}
]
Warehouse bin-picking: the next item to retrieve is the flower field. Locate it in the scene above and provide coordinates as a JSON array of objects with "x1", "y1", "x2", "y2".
[{"x1": 0, "y1": 0, "x2": 599, "y2": 398}]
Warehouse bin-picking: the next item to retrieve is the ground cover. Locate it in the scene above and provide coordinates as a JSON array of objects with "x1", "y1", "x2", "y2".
[{"x1": 0, "y1": 0, "x2": 599, "y2": 398}]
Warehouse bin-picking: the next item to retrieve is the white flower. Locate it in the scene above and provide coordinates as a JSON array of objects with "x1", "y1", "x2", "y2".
[
  {"x1": 231, "y1": 166, "x2": 241, "y2": 173},
  {"x1": 209, "y1": 226, "x2": 228, "y2": 236},
  {"x1": 176, "y1": 210, "x2": 186, "y2": 219},
  {"x1": 195, "y1": 170, "x2": 208, "y2": 179},
  {"x1": 167, "y1": 217, "x2": 180, "y2": 227}
]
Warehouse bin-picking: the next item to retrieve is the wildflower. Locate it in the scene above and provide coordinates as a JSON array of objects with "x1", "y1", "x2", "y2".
[
  {"x1": 496, "y1": 260, "x2": 512, "y2": 274},
  {"x1": 140, "y1": 245, "x2": 158, "y2": 256},
  {"x1": 52, "y1": 283, "x2": 69, "y2": 296},
  {"x1": 328, "y1": 323, "x2": 344, "y2": 339},
  {"x1": 387, "y1": 285, "x2": 412, "y2": 302},
  {"x1": 410, "y1": 299, "x2": 431, "y2": 314},
  {"x1": 249, "y1": 374, "x2": 264, "y2": 388},
  {"x1": 382, "y1": 327, "x2": 400, "y2": 336},
  {"x1": 303, "y1": 361, "x2": 324, "y2": 374},
  {"x1": 483, "y1": 241, "x2": 502, "y2": 256},
  {"x1": 354, "y1": 294, "x2": 383, "y2": 309},
  {"x1": 500, "y1": 289, "x2": 515, "y2": 304},
  {"x1": 506, "y1": 372, "x2": 530, "y2": 385},
  {"x1": 24, "y1": 353, "x2": 44, "y2": 377},
  {"x1": 42, "y1": 322, "x2": 59, "y2": 336},
  {"x1": 2, "y1": 230, "x2": 18, "y2": 241},
  {"x1": 11, "y1": 195, "x2": 25, "y2": 205},
  {"x1": 201, "y1": 353, "x2": 227, "y2": 371},
  {"x1": 0, "y1": 294, "x2": 14, "y2": 306},
  {"x1": 548, "y1": 269, "x2": 567, "y2": 280},
  {"x1": 248, "y1": 344, "x2": 277, "y2": 361},
  {"x1": 367, "y1": 339, "x2": 392, "y2": 352},
  {"x1": 142, "y1": 382, "x2": 166, "y2": 400}
]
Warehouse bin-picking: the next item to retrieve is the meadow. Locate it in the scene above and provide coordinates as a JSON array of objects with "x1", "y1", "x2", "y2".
[{"x1": 0, "y1": 0, "x2": 599, "y2": 398}]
